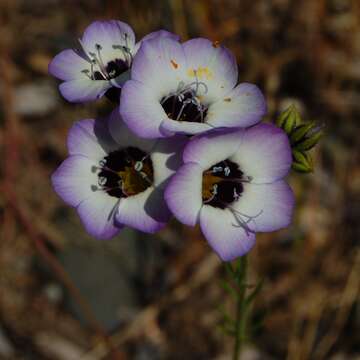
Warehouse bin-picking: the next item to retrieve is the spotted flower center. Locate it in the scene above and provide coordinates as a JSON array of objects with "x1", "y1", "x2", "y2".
[
  {"x1": 161, "y1": 81, "x2": 208, "y2": 123},
  {"x1": 95, "y1": 147, "x2": 153, "y2": 198},
  {"x1": 93, "y1": 59, "x2": 128, "y2": 81},
  {"x1": 81, "y1": 40, "x2": 132, "y2": 82},
  {"x1": 202, "y1": 160, "x2": 248, "y2": 209}
]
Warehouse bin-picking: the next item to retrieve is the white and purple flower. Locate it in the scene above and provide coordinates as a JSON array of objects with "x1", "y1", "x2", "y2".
[
  {"x1": 164, "y1": 123, "x2": 295, "y2": 261},
  {"x1": 51, "y1": 110, "x2": 186, "y2": 239},
  {"x1": 120, "y1": 36, "x2": 267, "y2": 138},
  {"x1": 49, "y1": 20, "x2": 178, "y2": 103}
]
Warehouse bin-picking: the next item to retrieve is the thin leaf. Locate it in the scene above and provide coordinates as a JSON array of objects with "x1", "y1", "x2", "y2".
[
  {"x1": 218, "y1": 323, "x2": 236, "y2": 336},
  {"x1": 219, "y1": 280, "x2": 238, "y2": 299},
  {"x1": 245, "y1": 278, "x2": 264, "y2": 306},
  {"x1": 218, "y1": 304, "x2": 234, "y2": 326}
]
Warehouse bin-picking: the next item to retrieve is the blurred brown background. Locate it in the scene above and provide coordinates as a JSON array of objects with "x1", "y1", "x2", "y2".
[{"x1": 0, "y1": 0, "x2": 359, "y2": 359}]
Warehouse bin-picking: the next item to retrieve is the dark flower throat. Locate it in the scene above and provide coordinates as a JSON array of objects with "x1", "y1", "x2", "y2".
[
  {"x1": 202, "y1": 160, "x2": 244, "y2": 209},
  {"x1": 161, "y1": 92, "x2": 208, "y2": 123},
  {"x1": 97, "y1": 147, "x2": 153, "y2": 198}
]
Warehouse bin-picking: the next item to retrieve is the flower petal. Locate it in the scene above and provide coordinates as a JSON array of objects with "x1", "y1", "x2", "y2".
[
  {"x1": 207, "y1": 83, "x2": 266, "y2": 128},
  {"x1": 159, "y1": 119, "x2": 212, "y2": 136},
  {"x1": 108, "y1": 109, "x2": 157, "y2": 152},
  {"x1": 77, "y1": 190, "x2": 122, "y2": 240},
  {"x1": 230, "y1": 123, "x2": 292, "y2": 183},
  {"x1": 164, "y1": 162, "x2": 203, "y2": 226},
  {"x1": 51, "y1": 155, "x2": 99, "y2": 207},
  {"x1": 59, "y1": 79, "x2": 110, "y2": 103},
  {"x1": 110, "y1": 69, "x2": 131, "y2": 88},
  {"x1": 183, "y1": 128, "x2": 244, "y2": 169},
  {"x1": 131, "y1": 37, "x2": 187, "y2": 95},
  {"x1": 67, "y1": 118, "x2": 117, "y2": 160},
  {"x1": 133, "y1": 30, "x2": 180, "y2": 55},
  {"x1": 116, "y1": 187, "x2": 170, "y2": 233},
  {"x1": 81, "y1": 20, "x2": 135, "y2": 65},
  {"x1": 151, "y1": 136, "x2": 188, "y2": 187},
  {"x1": 200, "y1": 205, "x2": 256, "y2": 261},
  {"x1": 232, "y1": 180, "x2": 295, "y2": 232},
  {"x1": 183, "y1": 38, "x2": 238, "y2": 102},
  {"x1": 48, "y1": 49, "x2": 90, "y2": 81},
  {"x1": 120, "y1": 80, "x2": 167, "y2": 138}
]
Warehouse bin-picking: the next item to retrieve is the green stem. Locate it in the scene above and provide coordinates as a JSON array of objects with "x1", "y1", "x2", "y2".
[{"x1": 233, "y1": 255, "x2": 248, "y2": 360}]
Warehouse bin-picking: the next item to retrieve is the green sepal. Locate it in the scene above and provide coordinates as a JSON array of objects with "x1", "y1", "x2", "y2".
[
  {"x1": 275, "y1": 105, "x2": 293, "y2": 128},
  {"x1": 290, "y1": 122, "x2": 315, "y2": 145},
  {"x1": 224, "y1": 262, "x2": 235, "y2": 277},
  {"x1": 292, "y1": 150, "x2": 313, "y2": 173},
  {"x1": 294, "y1": 130, "x2": 323, "y2": 151},
  {"x1": 292, "y1": 162, "x2": 312, "y2": 173},
  {"x1": 284, "y1": 110, "x2": 299, "y2": 134},
  {"x1": 276, "y1": 105, "x2": 301, "y2": 134}
]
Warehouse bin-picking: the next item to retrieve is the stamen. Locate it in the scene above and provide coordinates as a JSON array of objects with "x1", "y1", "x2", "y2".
[
  {"x1": 93, "y1": 178, "x2": 124, "y2": 194},
  {"x1": 175, "y1": 98, "x2": 193, "y2": 121},
  {"x1": 212, "y1": 166, "x2": 223, "y2": 173},
  {"x1": 90, "y1": 62, "x2": 95, "y2": 79},
  {"x1": 91, "y1": 164, "x2": 119, "y2": 175},
  {"x1": 108, "y1": 68, "x2": 117, "y2": 78},
  {"x1": 103, "y1": 184, "x2": 122, "y2": 193},
  {"x1": 89, "y1": 55, "x2": 108, "y2": 80},
  {"x1": 138, "y1": 172, "x2": 153, "y2": 185},
  {"x1": 134, "y1": 161, "x2": 143, "y2": 172},
  {"x1": 81, "y1": 69, "x2": 92, "y2": 80},
  {"x1": 112, "y1": 44, "x2": 133, "y2": 66},
  {"x1": 204, "y1": 184, "x2": 218, "y2": 204},
  {"x1": 241, "y1": 175, "x2": 253, "y2": 183},
  {"x1": 77, "y1": 39, "x2": 131, "y2": 82},
  {"x1": 161, "y1": 78, "x2": 209, "y2": 123},
  {"x1": 233, "y1": 188, "x2": 240, "y2": 201},
  {"x1": 219, "y1": 178, "x2": 251, "y2": 185},
  {"x1": 140, "y1": 140, "x2": 159, "y2": 163},
  {"x1": 95, "y1": 43, "x2": 108, "y2": 79},
  {"x1": 120, "y1": 182, "x2": 130, "y2": 197},
  {"x1": 98, "y1": 176, "x2": 107, "y2": 186}
]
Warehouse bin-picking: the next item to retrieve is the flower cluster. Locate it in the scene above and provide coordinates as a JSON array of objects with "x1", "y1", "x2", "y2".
[{"x1": 50, "y1": 20, "x2": 295, "y2": 261}]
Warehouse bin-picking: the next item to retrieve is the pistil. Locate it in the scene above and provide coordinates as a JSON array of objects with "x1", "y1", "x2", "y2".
[{"x1": 161, "y1": 81, "x2": 208, "y2": 123}]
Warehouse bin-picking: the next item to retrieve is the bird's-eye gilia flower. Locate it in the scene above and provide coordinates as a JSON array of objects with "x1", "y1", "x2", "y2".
[
  {"x1": 120, "y1": 37, "x2": 267, "y2": 138},
  {"x1": 164, "y1": 123, "x2": 295, "y2": 261},
  {"x1": 49, "y1": 20, "x2": 178, "y2": 103},
  {"x1": 51, "y1": 110, "x2": 186, "y2": 239}
]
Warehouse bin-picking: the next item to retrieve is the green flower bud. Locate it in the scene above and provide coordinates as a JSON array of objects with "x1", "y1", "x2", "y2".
[
  {"x1": 276, "y1": 105, "x2": 301, "y2": 134},
  {"x1": 294, "y1": 128, "x2": 323, "y2": 151},
  {"x1": 292, "y1": 149, "x2": 313, "y2": 173},
  {"x1": 275, "y1": 106, "x2": 293, "y2": 128},
  {"x1": 290, "y1": 122, "x2": 316, "y2": 145},
  {"x1": 275, "y1": 105, "x2": 323, "y2": 174}
]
